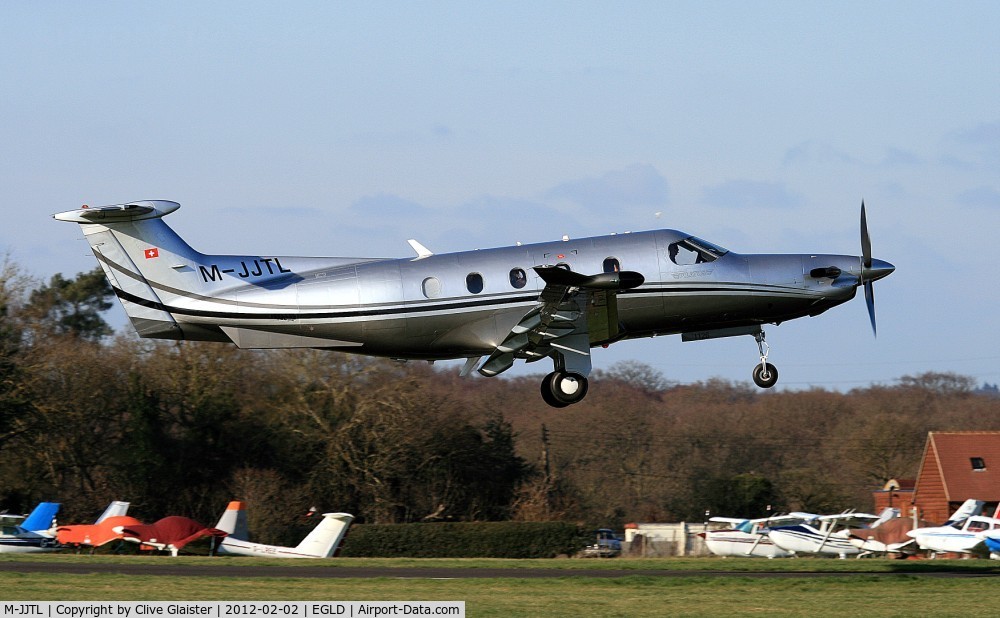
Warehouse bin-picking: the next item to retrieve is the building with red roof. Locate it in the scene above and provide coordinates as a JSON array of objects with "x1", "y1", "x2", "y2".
[{"x1": 912, "y1": 431, "x2": 1000, "y2": 523}]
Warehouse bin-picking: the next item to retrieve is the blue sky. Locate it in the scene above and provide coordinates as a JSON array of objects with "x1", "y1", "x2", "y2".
[{"x1": 3, "y1": 2, "x2": 998, "y2": 389}]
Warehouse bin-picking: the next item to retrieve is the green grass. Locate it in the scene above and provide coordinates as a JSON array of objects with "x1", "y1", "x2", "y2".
[{"x1": 2, "y1": 556, "x2": 999, "y2": 617}]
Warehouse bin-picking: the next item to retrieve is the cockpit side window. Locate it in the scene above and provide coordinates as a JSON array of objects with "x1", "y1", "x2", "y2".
[{"x1": 668, "y1": 236, "x2": 728, "y2": 266}]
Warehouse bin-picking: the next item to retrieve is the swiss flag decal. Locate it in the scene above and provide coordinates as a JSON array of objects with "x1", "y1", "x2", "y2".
[{"x1": 144, "y1": 248, "x2": 159, "y2": 259}]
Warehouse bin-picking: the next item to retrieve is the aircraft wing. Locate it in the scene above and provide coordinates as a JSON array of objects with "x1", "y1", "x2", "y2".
[
  {"x1": 478, "y1": 266, "x2": 644, "y2": 377},
  {"x1": 709, "y1": 517, "x2": 749, "y2": 525}
]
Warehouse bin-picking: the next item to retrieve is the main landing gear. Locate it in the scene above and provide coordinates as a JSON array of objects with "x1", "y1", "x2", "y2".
[
  {"x1": 752, "y1": 330, "x2": 778, "y2": 388},
  {"x1": 541, "y1": 370, "x2": 589, "y2": 408}
]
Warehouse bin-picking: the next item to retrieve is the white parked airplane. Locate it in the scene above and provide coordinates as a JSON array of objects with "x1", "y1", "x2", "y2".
[
  {"x1": 850, "y1": 499, "x2": 982, "y2": 557},
  {"x1": 906, "y1": 500, "x2": 1000, "y2": 558},
  {"x1": 768, "y1": 509, "x2": 897, "y2": 559},
  {"x1": 53, "y1": 200, "x2": 893, "y2": 407},
  {"x1": 700, "y1": 514, "x2": 809, "y2": 558},
  {"x1": 214, "y1": 501, "x2": 354, "y2": 558}
]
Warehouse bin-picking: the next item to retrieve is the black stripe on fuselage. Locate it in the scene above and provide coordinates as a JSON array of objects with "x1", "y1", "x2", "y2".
[{"x1": 114, "y1": 282, "x2": 822, "y2": 323}]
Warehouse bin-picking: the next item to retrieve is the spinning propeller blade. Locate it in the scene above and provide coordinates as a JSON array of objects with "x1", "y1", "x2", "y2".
[{"x1": 859, "y1": 201, "x2": 888, "y2": 337}]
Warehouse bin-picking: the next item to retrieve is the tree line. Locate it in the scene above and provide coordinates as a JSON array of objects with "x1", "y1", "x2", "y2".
[{"x1": 1, "y1": 262, "x2": 998, "y2": 543}]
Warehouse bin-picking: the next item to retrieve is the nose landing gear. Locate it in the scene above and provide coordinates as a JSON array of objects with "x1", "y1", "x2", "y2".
[{"x1": 752, "y1": 330, "x2": 778, "y2": 388}]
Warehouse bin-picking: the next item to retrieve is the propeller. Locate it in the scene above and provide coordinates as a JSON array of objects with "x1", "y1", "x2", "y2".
[
  {"x1": 861, "y1": 201, "x2": 876, "y2": 336},
  {"x1": 859, "y1": 201, "x2": 894, "y2": 336}
]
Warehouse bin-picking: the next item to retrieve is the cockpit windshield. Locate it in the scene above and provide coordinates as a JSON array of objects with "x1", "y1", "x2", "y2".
[{"x1": 668, "y1": 236, "x2": 729, "y2": 265}]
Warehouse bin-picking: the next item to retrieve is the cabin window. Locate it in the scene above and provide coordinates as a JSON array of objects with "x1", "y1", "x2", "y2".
[
  {"x1": 422, "y1": 277, "x2": 441, "y2": 299},
  {"x1": 971, "y1": 457, "x2": 986, "y2": 471},
  {"x1": 509, "y1": 268, "x2": 527, "y2": 289},
  {"x1": 603, "y1": 257, "x2": 620, "y2": 273},
  {"x1": 466, "y1": 272, "x2": 484, "y2": 294}
]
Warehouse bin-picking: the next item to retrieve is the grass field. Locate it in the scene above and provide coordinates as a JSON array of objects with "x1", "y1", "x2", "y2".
[{"x1": 2, "y1": 555, "x2": 999, "y2": 617}]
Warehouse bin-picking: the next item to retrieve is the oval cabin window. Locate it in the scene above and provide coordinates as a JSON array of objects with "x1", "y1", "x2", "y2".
[
  {"x1": 422, "y1": 277, "x2": 442, "y2": 298},
  {"x1": 509, "y1": 268, "x2": 527, "y2": 289},
  {"x1": 466, "y1": 273, "x2": 484, "y2": 294}
]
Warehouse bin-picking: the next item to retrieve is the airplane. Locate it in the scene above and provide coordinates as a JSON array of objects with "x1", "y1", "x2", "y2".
[
  {"x1": 767, "y1": 509, "x2": 897, "y2": 559},
  {"x1": 699, "y1": 514, "x2": 809, "y2": 558},
  {"x1": 0, "y1": 502, "x2": 60, "y2": 553},
  {"x1": 905, "y1": 500, "x2": 1000, "y2": 558},
  {"x1": 851, "y1": 499, "x2": 982, "y2": 557},
  {"x1": 116, "y1": 516, "x2": 227, "y2": 557},
  {"x1": 55, "y1": 501, "x2": 140, "y2": 551},
  {"x1": 53, "y1": 200, "x2": 894, "y2": 407},
  {"x1": 214, "y1": 500, "x2": 354, "y2": 558}
]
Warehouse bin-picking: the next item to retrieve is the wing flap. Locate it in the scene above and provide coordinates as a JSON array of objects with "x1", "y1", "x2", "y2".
[{"x1": 479, "y1": 267, "x2": 644, "y2": 377}]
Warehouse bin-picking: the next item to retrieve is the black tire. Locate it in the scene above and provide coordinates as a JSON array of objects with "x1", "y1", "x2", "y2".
[
  {"x1": 752, "y1": 363, "x2": 778, "y2": 388},
  {"x1": 546, "y1": 371, "x2": 589, "y2": 405},
  {"x1": 540, "y1": 372, "x2": 570, "y2": 408}
]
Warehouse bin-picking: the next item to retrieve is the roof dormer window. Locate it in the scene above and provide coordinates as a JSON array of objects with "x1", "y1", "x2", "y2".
[{"x1": 971, "y1": 457, "x2": 986, "y2": 471}]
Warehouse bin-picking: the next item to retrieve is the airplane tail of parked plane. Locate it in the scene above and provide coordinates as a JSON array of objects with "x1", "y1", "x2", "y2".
[
  {"x1": 20, "y1": 502, "x2": 60, "y2": 533},
  {"x1": 294, "y1": 513, "x2": 354, "y2": 558},
  {"x1": 946, "y1": 499, "x2": 984, "y2": 525},
  {"x1": 94, "y1": 501, "x2": 130, "y2": 524},
  {"x1": 215, "y1": 501, "x2": 251, "y2": 540}
]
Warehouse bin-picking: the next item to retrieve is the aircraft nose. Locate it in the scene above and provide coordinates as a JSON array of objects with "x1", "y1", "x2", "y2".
[{"x1": 866, "y1": 258, "x2": 894, "y2": 282}]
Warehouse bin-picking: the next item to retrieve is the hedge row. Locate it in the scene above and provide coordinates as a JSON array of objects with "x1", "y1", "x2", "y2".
[{"x1": 339, "y1": 521, "x2": 590, "y2": 558}]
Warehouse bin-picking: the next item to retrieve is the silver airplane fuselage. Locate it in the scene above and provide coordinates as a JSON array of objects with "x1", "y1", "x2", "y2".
[{"x1": 54, "y1": 200, "x2": 893, "y2": 406}]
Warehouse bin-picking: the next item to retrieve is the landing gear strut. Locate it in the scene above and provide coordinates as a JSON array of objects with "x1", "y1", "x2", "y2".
[
  {"x1": 752, "y1": 331, "x2": 778, "y2": 388},
  {"x1": 541, "y1": 371, "x2": 589, "y2": 408}
]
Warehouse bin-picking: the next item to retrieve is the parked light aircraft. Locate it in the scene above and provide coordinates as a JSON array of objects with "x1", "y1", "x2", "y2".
[
  {"x1": 116, "y1": 516, "x2": 227, "y2": 557},
  {"x1": 700, "y1": 514, "x2": 808, "y2": 558},
  {"x1": 852, "y1": 499, "x2": 982, "y2": 557},
  {"x1": 214, "y1": 501, "x2": 354, "y2": 558},
  {"x1": 56, "y1": 501, "x2": 137, "y2": 551},
  {"x1": 54, "y1": 201, "x2": 893, "y2": 406},
  {"x1": 0, "y1": 502, "x2": 60, "y2": 554},
  {"x1": 906, "y1": 499, "x2": 1000, "y2": 558},
  {"x1": 768, "y1": 509, "x2": 897, "y2": 559}
]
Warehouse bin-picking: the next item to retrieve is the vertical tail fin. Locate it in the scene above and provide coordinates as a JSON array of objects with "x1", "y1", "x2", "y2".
[
  {"x1": 54, "y1": 201, "x2": 200, "y2": 339},
  {"x1": 94, "y1": 501, "x2": 130, "y2": 524},
  {"x1": 215, "y1": 501, "x2": 250, "y2": 540},
  {"x1": 295, "y1": 513, "x2": 354, "y2": 558},
  {"x1": 946, "y1": 498, "x2": 984, "y2": 524},
  {"x1": 20, "y1": 502, "x2": 60, "y2": 533}
]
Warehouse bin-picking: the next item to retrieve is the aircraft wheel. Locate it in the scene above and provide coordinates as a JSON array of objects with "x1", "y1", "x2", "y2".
[
  {"x1": 542, "y1": 371, "x2": 589, "y2": 407},
  {"x1": 752, "y1": 363, "x2": 778, "y2": 388},
  {"x1": 540, "y1": 374, "x2": 570, "y2": 408}
]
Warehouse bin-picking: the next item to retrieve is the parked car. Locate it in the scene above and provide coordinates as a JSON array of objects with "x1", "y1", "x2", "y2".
[{"x1": 580, "y1": 528, "x2": 622, "y2": 558}]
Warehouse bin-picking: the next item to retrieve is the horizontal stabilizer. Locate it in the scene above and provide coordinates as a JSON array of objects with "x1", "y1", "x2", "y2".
[{"x1": 53, "y1": 200, "x2": 180, "y2": 224}]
